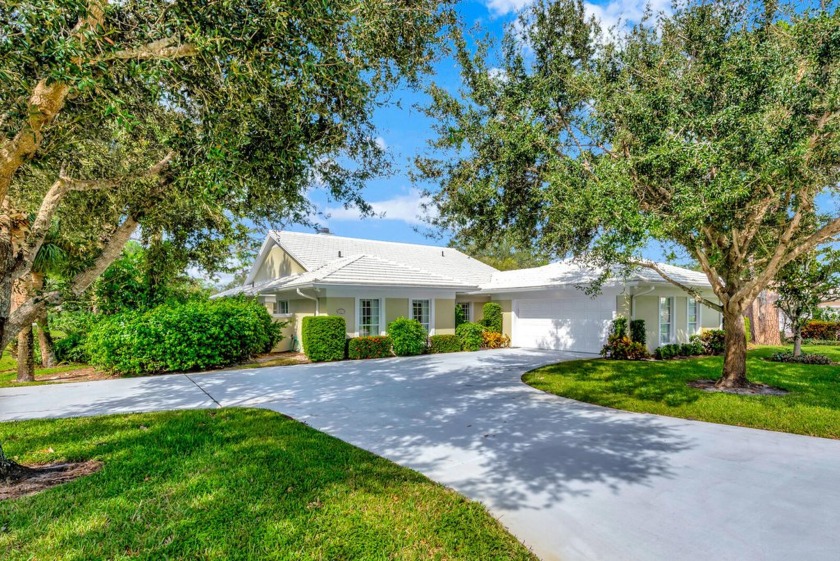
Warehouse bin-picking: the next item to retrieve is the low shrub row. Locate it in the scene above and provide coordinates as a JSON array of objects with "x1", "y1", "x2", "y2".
[
  {"x1": 801, "y1": 320, "x2": 840, "y2": 341},
  {"x1": 304, "y1": 316, "x2": 511, "y2": 362},
  {"x1": 88, "y1": 297, "x2": 283, "y2": 374},
  {"x1": 800, "y1": 339, "x2": 840, "y2": 346},
  {"x1": 768, "y1": 351, "x2": 832, "y2": 365},
  {"x1": 655, "y1": 340, "x2": 704, "y2": 360}
]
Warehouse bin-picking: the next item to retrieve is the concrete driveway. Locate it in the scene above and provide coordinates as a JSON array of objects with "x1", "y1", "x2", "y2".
[{"x1": 2, "y1": 348, "x2": 839, "y2": 561}]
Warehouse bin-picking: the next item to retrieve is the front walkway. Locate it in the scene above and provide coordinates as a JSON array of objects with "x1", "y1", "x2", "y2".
[{"x1": 2, "y1": 349, "x2": 839, "y2": 561}]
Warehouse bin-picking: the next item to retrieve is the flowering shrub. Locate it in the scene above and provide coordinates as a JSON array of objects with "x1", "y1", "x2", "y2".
[
  {"x1": 801, "y1": 321, "x2": 840, "y2": 341},
  {"x1": 347, "y1": 336, "x2": 392, "y2": 359},
  {"x1": 699, "y1": 329, "x2": 725, "y2": 355}
]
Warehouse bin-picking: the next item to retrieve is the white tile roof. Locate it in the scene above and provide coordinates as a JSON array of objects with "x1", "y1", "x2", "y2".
[
  {"x1": 216, "y1": 231, "x2": 712, "y2": 297},
  {"x1": 481, "y1": 259, "x2": 712, "y2": 292},
  {"x1": 272, "y1": 231, "x2": 498, "y2": 285},
  {"x1": 213, "y1": 253, "x2": 474, "y2": 297}
]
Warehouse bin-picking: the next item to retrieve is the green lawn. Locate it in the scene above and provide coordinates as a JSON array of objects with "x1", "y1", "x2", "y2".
[
  {"x1": 0, "y1": 351, "x2": 90, "y2": 388},
  {"x1": 0, "y1": 408, "x2": 535, "y2": 560},
  {"x1": 524, "y1": 345, "x2": 840, "y2": 439}
]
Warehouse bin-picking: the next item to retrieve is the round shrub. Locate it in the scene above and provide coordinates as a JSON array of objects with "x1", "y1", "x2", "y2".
[
  {"x1": 87, "y1": 297, "x2": 283, "y2": 375},
  {"x1": 456, "y1": 322, "x2": 485, "y2": 352},
  {"x1": 388, "y1": 317, "x2": 428, "y2": 356},
  {"x1": 601, "y1": 335, "x2": 649, "y2": 360},
  {"x1": 481, "y1": 302, "x2": 503, "y2": 334},
  {"x1": 347, "y1": 336, "x2": 393, "y2": 360},
  {"x1": 302, "y1": 316, "x2": 347, "y2": 362},
  {"x1": 699, "y1": 329, "x2": 725, "y2": 355},
  {"x1": 428, "y1": 334, "x2": 461, "y2": 354}
]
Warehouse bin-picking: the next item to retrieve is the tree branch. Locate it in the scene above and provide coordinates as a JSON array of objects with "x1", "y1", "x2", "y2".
[
  {"x1": 1, "y1": 215, "x2": 139, "y2": 349},
  {"x1": 13, "y1": 152, "x2": 174, "y2": 282},
  {"x1": 96, "y1": 37, "x2": 199, "y2": 62},
  {"x1": 632, "y1": 259, "x2": 723, "y2": 312}
]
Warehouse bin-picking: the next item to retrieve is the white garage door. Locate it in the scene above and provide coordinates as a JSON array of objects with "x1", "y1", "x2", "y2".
[{"x1": 512, "y1": 294, "x2": 615, "y2": 353}]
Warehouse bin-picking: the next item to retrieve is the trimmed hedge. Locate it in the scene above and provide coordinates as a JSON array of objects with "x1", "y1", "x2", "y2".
[
  {"x1": 801, "y1": 320, "x2": 840, "y2": 341},
  {"x1": 87, "y1": 297, "x2": 282, "y2": 374},
  {"x1": 456, "y1": 322, "x2": 485, "y2": 352},
  {"x1": 347, "y1": 336, "x2": 392, "y2": 359},
  {"x1": 302, "y1": 315, "x2": 346, "y2": 362},
  {"x1": 611, "y1": 316, "x2": 628, "y2": 339},
  {"x1": 629, "y1": 319, "x2": 646, "y2": 345},
  {"x1": 481, "y1": 302, "x2": 503, "y2": 334},
  {"x1": 428, "y1": 334, "x2": 461, "y2": 354},
  {"x1": 388, "y1": 317, "x2": 428, "y2": 356}
]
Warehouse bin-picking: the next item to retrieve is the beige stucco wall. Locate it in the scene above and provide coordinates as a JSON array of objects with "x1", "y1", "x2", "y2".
[
  {"x1": 616, "y1": 293, "x2": 631, "y2": 318},
  {"x1": 496, "y1": 299, "x2": 512, "y2": 336},
  {"x1": 434, "y1": 299, "x2": 456, "y2": 335},
  {"x1": 254, "y1": 244, "x2": 306, "y2": 282},
  {"x1": 701, "y1": 304, "x2": 722, "y2": 329},
  {"x1": 265, "y1": 297, "x2": 316, "y2": 352},
  {"x1": 323, "y1": 297, "x2": 355, "y2": 335},
  {"x1": 385, "y1": 298, "x2": 409, "y2": 327},
  {"x1": 635, "y1": 295, "x2": 660, "y2": 351}
]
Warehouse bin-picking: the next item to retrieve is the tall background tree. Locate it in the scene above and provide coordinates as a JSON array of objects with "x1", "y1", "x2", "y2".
[
  {"x1": 418, "y1": 0, "x2": 840, "y2": 388},
  {"x1": 1, "y1": 0, "x2": 452, "y2": 478},
  {"x1": 775, "y1": 248, "x2": 840, "y2": 356}
]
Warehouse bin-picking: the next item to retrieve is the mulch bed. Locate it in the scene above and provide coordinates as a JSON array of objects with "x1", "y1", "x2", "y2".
[
  {"x1": 1, "y1": 460, "x2": 102, "y2": 501},
  {"x1": 688, "y1": 379, "x2": 789, "y2": 396}
]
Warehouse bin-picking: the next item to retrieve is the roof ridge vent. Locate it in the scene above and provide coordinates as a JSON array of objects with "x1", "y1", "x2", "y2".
[{"x1": 316, "y1": 227, "x2": 331, "y2": 235}]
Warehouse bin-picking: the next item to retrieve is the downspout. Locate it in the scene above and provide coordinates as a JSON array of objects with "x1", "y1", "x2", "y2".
[
  {"x1": 296, "y1": 288, "x2": 319, "y2": 315},
  {"x1": 631, "y1": 286, "x2": 656, "y2": 319}
]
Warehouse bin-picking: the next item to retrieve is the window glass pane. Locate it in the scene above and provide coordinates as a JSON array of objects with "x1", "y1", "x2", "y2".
[
  {"x1": 659, "y1": 297, "x2": 671, "y2": 323},
  {"x1": 412, "y1": 299, "x2": 430, "y2": 332},
  {"x1": 274, "y1": 300, "x2": 289, "y2": 314},
  {"x1": 359, "y1": 299, "x2": 380, "y2": 336},
  {"x1": 456, "y1": 302, "x2": 471, "y2": 322},
  {"x1": 659, "y1": 297, "x2": 672, "y2": 344}
]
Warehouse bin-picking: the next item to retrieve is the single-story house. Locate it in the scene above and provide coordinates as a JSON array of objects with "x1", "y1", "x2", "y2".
[{"x1": 214, "y1": 230, "x2": 722, "y2": 354}]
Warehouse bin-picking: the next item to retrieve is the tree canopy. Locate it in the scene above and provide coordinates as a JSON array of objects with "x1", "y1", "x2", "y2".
[
  {"x1": 0, "y1": 0, "x2": 454, "y2": 350},
  {"x1": 418, "y1": 0, "x2": 840, "y2": 386}
]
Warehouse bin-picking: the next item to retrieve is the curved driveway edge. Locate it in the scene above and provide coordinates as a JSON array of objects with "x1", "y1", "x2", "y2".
[{"x1": 2, "y1": 348, "x2": 840, "y2": 561}]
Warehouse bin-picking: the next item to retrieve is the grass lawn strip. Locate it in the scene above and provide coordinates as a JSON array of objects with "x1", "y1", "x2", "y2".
[
  {"x1": 0, "y1": 408, "x2": 536, "y2": 560},
  {"x1": 523, "y1": 345, "x2": 840, "y2": 439}
]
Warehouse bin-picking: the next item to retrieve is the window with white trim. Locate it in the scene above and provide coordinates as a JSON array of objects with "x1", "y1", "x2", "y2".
[
  {"x1": 659, "y1": 297, "x2": 674, "y2": 345},
  {"x1": 273, "y1": 300, "x2": 289, "y2": 315},
  {"x1": 687, "y1": 299, "x2": 699, "y2": 334},
  {"x1": 411, "y1": 299, "x2": 431, "y2": 333},
  {"x1": 456, "y1": 302, "x2": 471, "y2": 323},
  {"x1": 359, "y1": 299, "x2": 381, "y2": 336}
]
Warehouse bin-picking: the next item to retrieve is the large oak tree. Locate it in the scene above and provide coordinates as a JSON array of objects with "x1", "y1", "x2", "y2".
[
  {"x1": 1, "y1": 0, "x2": 451, "y2": 478},
  {"x1": 418, "y1": 0, "x2": 840, "y2": 387}
]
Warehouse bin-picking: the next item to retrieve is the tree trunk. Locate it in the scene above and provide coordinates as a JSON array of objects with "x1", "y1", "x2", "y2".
[
  {"x1": 793, "y1": 324, "x2": 803, "y2": 357},
  {"x1": 36, "y1": 316, "x2": 57, "y2": 367},
  {"x1": 716, "y1": 305, "x2": 749, "y2": 388},
  {"x1": 11, "y1": 277, "x2": 35, "y2": 381},
  {"x1": 31, "y1": 273, "x2": 56, "y2": 367},
  {"x1": 16, "y1": 325, "x2": 34, "y2": 382}
]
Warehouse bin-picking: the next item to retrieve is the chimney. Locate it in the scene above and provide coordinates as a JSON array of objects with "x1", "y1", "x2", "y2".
[
  {"x1": 338, "y1": 250, "x2": 342, "y2": 258},
  {"x1": 316, "y1": 227, "x2": 331, "y2": 235}
]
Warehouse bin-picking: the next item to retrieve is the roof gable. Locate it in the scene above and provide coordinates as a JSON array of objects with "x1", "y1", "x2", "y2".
[{"x1": 271, "y1": 231, "x2": 498, "y2": 285}]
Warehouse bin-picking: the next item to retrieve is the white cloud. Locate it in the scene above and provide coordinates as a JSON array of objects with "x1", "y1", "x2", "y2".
[
  {"x1": 325, "y1": 188, "x2": 435, "y2": 226},
  {"x1": 483, "y1": 0, "x2": 670, "y2": 28},
  {"x1": 485, "y1": 0, "x2": 533, "y2": 16},
  {"x1": 374, "y1": 136, "x2": 388, "y2": 151},
  {"x1": 488, "y1": 67, "x2": 508, "y2": 82},
  {"x1": 583, "y1": 0, "x2": 671, "y2": 32}
]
